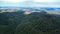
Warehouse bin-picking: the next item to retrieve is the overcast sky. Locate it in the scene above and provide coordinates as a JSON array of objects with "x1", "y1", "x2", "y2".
[{"x1": 0, "y1": 0, "x2": 60, "y2": 7}]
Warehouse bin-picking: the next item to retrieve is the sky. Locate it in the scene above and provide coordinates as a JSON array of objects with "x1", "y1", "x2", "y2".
[{"x1": 0, "y1": 0, "x2": 60, "y2": 7}]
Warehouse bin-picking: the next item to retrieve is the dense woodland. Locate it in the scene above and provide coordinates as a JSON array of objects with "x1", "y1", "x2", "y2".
[{"x1": 0, "y1": 10, "x2": 60, "y2": 34}]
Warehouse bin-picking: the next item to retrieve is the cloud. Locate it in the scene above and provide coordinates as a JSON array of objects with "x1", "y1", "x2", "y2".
[{"x1": 0, "y1": 0, "x2": 60, "y2": 7}]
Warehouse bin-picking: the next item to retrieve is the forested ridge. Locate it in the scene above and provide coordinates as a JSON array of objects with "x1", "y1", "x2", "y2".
[{"x1": 0, "y1": 11, "x2": 60, "y2": 34}]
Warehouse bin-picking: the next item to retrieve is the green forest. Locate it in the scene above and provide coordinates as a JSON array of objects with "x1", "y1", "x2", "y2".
[{"x1": 0, "y1": 10, "x2": 60, "y2": 34}]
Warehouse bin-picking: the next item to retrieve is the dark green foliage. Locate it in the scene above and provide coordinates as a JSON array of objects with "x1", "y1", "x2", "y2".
[
  {"x1": 16, "y1": 12, "x2": 60, "y2": 34},
  {"x1": 0, "y1": 11, "x2": 25, "y2": 34},
  {"x1": 0, "y1": 11, "x2": 60, "y2": 34}
]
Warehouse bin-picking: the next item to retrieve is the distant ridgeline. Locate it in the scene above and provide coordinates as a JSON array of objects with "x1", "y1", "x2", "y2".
[
  {"x1": 41, "y1": 8, "x2": 60, "y2": 10},
  {"x1": 0, "y1": 7, "x2": 60, "y2": 10}
]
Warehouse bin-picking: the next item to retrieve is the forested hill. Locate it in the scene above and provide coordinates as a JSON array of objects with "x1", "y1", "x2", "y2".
[{"x1": 0, "y1": 11, "x2": 60, "y2": 34}]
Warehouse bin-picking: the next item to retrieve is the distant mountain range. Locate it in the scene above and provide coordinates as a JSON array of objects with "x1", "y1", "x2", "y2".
[
  {"x1": 0, "y1": 7, "x2": 60, "y2": 10},
  {"x1": 41, "y1": 8, "x2": 60, "y2": 10}
]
